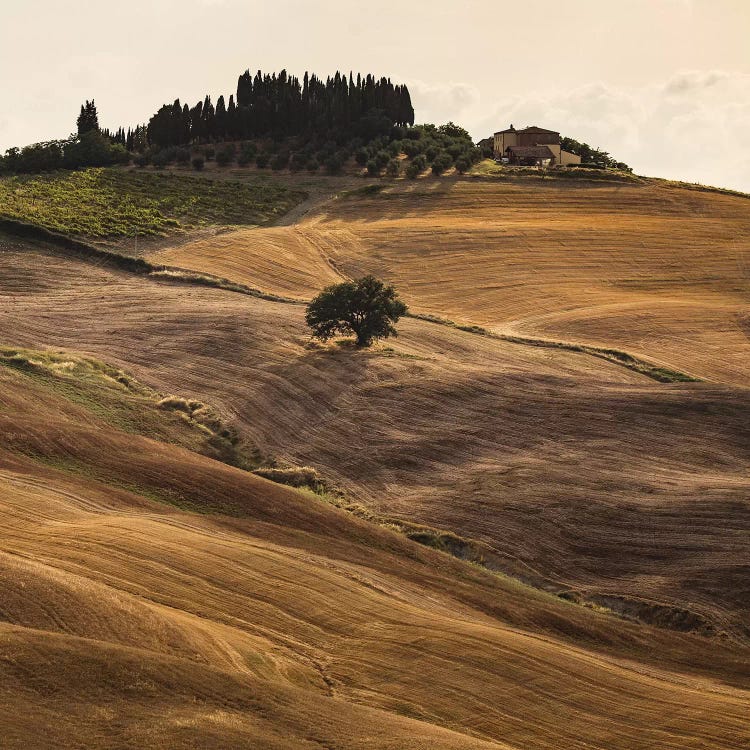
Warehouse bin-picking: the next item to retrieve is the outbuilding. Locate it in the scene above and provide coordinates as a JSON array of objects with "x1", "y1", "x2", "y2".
[{"x1": 505, "y1": 144, "x2": 556, "y2": 167}]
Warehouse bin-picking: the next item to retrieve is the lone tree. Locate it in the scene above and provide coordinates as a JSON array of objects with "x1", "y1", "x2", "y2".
[{"x1": 306, "y1": 276, "x2": 408, "y2": 347}]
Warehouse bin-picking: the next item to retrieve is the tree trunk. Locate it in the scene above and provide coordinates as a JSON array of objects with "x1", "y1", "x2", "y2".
[{"x1": 355, "y1": 331, "x2": 372, "y2": 347}]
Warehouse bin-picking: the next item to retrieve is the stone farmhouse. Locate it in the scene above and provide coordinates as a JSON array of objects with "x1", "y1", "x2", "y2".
[{"x1": 493, "y1": 125, "x2": 581, "y2": 167}]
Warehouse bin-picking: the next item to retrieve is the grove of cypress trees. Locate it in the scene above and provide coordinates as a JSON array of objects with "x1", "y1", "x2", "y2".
[{"x1": 138, "y1": 68, "x2": 415, "y2": 150}]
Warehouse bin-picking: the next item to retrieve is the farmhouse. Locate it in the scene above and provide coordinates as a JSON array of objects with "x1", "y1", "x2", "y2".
[{"x1": 493, "y1": 125, "x2": 581, "y2": 167}]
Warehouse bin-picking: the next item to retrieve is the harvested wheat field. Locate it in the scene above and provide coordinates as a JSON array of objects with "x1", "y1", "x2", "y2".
[
  {"x1": 154, "y1": 177, "x2": 750, "y2": 387},
  {"x1": 1, "y1": 172, "x2": 749, "y2": 748},
  {"x1": 2, "y1": 357, "x2": 749, "y2": 749}
]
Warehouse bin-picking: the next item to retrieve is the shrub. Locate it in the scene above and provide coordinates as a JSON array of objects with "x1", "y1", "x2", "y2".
[
  {"x1": 175, "y1": 148, "x2": 191, "y2": 165},
  {"x1": 238, "y1": 142, "x2": 257, "y2": 167},
  {"x1": 191, "y1": 155, "x2": 205, "y2": 171},
  {"x1": 270, "y1": 151, "x2": 289, "y2": 170},
  {"x1": 306, "y1": 157, "x2": 319, "y2": 173},
  {"x1": 4, "y1": 142, "x2": 62, "y2": 173},
  {"x1": 431, "y1": 152, "x2": 453, "y2": 175},
  {"x1": 412, "y1": 154, "x2": 428, "y2": 171},
  {"x1": 134, "y1": 153, "x2": 150, "y2": 168},
  {"x1": 447, "y1": 143, "x2": 465, "y2": 160},
  {"x1": 386, "y1": 159, "x2": 400, "y2": 178},
  {"x1": 151, "y1": 150, "x2": 169, "y2": 169},
  {"x1": 61, "y1": 131, "x2": 128, "y2": 170},
  {"x1": 203, "y1": 146, "x2": 215, "y2": 161},
  {"x1": 455, "y1": 155, "x2": 471, "y2": 174},
  {"x1": 355, "y1": 147, "x2": 369, "y2": 166},
  {"x1": 306, "y1": 275, "x2": 408, "y2": 347},
  {"x1": 289, "y1": 152, "x2": 307, "y2": 172},
  {"x1": 325, "y1": 153, "x2": 344, "y2": 175},
  {"x1": 425, "y1": 143, "x2": 440, "y2": 161},
  {"x1": 405, "y1": 162, "x2": 420, "y2": 179},
  {"x1": 161, "y1": 146, "x2": 179, "y2": 164},
  {"x1": 402, "y1": 140, "x2": 422, "y2": 158},
  {"x1": 253, "y1": 466, "x2": 327, "y2": 494},
  {"x1": 256, "y1": 152, "x2": 269, "y2": 169},
  {"x1": 216, "y1": 144, "x2": 236, "y2": 166},
  {"x1": 240, "y1": 142, "x2": 257, "y2": 159},
  {"x1": 375, "y1": 150, "x2": 390, "y2": 168},
  {"x1": 366, "y1": 158, "x2": 379, "y2": 176},
  {"x1": 111, "y1": 144, "x2": 131, "y2": 166}
]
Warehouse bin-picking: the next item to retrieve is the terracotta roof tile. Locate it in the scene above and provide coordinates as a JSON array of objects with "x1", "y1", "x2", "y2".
[{"x1": 507, "y1": 145, "x2": 555, "y2": 158}]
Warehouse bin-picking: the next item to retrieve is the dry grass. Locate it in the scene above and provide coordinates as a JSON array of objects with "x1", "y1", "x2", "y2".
[
  {"x1": 152, "y1": 178, "x2": 750, "y2": 386},
  {"x1": 0, "y1": 353, "x2": 748, "y2": 749},
  {"x1": 153, "y1": 226, "x2": 344, "y2": 300},
  {"x1": 1, "y1": 173, "x2": 750, "y2": 747},
  {"x1": 2, "y1": 237, "x2": 748, "y2": 635}
]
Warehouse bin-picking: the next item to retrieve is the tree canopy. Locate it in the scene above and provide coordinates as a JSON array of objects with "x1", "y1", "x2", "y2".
[
  {"x1": 305, "y1": 276, "x2": 408, "y2": 347},
  {"x1": 144, "y1": 69, "x2": 414, "y2": 149},
  {"x1": 0, "y1": 70, "x2": 486, "y2": 178}
]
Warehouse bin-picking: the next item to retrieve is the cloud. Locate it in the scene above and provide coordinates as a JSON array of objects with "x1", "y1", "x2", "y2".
[
  {"x1": 662, "y1": 70, "x2": 726, "y2": 95},
  {"x1": 407, "y1": 80, "x2": 480, "y2": 125},
  {"x1": 470, "y1": 70, "x2": 750, "y2": 192}
]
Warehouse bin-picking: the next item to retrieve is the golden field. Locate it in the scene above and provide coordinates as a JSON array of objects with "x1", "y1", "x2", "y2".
[
  {"x1": 155, "y1": 178, "x2": 750, "y2": 386},
  {"x1": 0, "y1": 171, "x2": 748, "y2": 748}
]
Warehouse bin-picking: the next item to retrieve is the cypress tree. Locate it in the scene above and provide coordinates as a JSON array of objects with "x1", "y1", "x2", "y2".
[
  {"x1": 115, "y1": 68, "x2": 415, "y2": 152},
  {"x1": 227, "y1": 95, "x2": 237, "y2": 139},
  {"x1": 77, "y1": 100, "x2": 100, "y2": 136},
  {"x1": 215, "y1": 95, "x2": 227, "y2": 140}
]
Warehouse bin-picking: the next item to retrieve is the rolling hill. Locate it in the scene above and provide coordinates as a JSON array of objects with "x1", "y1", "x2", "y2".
[
  {"x1": 154, "y1": 176, "x2": 750, "y2": 386},
  {"x1": 0, "y1": 168, "x2": 748, "y2": 748}
]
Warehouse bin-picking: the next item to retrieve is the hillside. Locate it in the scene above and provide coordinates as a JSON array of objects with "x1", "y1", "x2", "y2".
[
  {"x1": 0, "y1": 170, "x2": 748, "y2": 748},
  {"x1": 153, "y1": 176, "x2": 750, "y2": 386},
  {"x1": 0, "y1": 167, "x2": 306, "y2": 241}
]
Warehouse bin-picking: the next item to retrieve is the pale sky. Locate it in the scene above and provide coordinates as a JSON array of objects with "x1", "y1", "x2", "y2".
[{"x1": 1, "y1": 0, "x2": 749, "y2": 190}]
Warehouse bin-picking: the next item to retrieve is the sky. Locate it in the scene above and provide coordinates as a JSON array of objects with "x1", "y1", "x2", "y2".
[{"x1": 1, "y1": 0, "x2": 749, "y2": 190}]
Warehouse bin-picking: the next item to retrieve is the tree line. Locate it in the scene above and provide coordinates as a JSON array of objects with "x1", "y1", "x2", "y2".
[
  {"x1": 142, "y1": 70, "x2": 413, "y2": 151},
  {"x1": 0, "y1": 69, "x2": 416, "y2": 175},
  {"x1": 560, "y1": 136, "x2": 631, "y2": 171}
]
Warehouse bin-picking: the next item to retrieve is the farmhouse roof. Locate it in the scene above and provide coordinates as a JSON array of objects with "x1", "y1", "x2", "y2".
[
  {"x1": 518, "y1": 126, "x2": 559, "y2": 134},
  {"x1": 507, "y1": 145, "x2": 555, "y2": 158}
]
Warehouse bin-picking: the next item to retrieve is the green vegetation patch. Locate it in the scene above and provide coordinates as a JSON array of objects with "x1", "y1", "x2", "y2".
[
  {"x1": 469, "y1": 159, "x2": 640, "y2": 183},
  {"x1": 0, "y1": 346, "x2": 252, "y2": 467},
  {"x1": 0, "y1": 168, "x2": 306, "y2": 238},
  {"x1": 340, "y1": 183, "x2": 386, "y2": 198},
  {"x1": 0, "y1": 347, "x2": 151, "y2": 398},
  {"x1": 252, "y1": 465, "x2": 330, "y2": 494}
]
